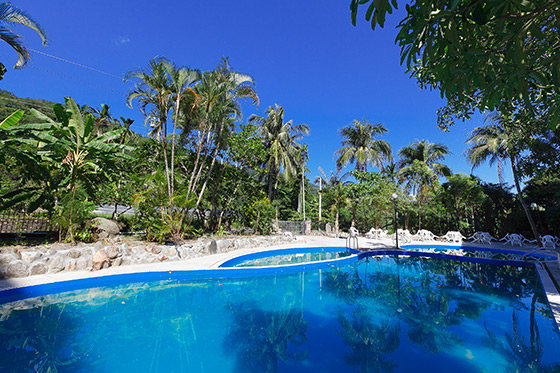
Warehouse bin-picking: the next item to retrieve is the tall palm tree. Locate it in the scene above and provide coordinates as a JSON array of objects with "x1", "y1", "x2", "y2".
[
  {"x1": 0, "y1": 2, "x2": 47, "y2": 78},
  {"x1": 160, "y1": 59, "x2": 199, "y2": 198},
  {"x1": 250, "y1": 104, "x2": 309, "y2": 201},
  {"x1": 397, "y1": 139, "x2": 451, "y2": 229},
  {"x1": 125, "y1": 57, "x2": 174, "y2": 198},
  {"x1": 335, "y1": 117, "x2": 392, "y2": 172},
  {"x1": 188, "y1": 59, "x2": 258, "y2": 206},
  {"x1": 465, "y1": 113, "x2": 540, "y2": 244},
  {"x1": 315, "y1": 168, "x2": 350, "y2": 234}
]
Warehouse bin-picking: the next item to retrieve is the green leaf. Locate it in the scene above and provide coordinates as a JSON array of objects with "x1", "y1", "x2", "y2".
[
  {"x1": 0, "y1": 109, "x2": 24, "y2": 130},
  {"x1": 64, "y1": 96, "x2": 84, "y2": 144}
]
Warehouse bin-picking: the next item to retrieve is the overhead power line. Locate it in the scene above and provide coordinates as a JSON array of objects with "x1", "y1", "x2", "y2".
[
  {"x1": 30, "y1": 65, "x2": 127, "y2": 95},
  {"x1": 29, "y1": 47, "x2": 123, "y2": 80}
]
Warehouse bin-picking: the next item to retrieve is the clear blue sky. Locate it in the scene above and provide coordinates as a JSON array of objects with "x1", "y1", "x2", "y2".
[{"x1": 1, "y1": 0, "x2": 510, "y2": 186}]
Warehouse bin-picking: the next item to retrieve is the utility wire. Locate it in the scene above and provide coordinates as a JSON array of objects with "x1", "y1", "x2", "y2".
[
  {"x1": 29, "y1": 47, "x2": 123, "y2": 80},
  {"x1": 30, "y1": 65, "x2": 127, "y2": 95}
]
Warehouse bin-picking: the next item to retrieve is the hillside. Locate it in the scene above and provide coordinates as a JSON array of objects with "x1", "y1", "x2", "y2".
[{"x1": 0, "y1": 90, "x2": 57, "y2": 123}]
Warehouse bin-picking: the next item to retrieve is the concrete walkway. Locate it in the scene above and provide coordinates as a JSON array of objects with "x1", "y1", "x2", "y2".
[{"x1": 1, "y1": 234, "x2": 559, "y2": 328}]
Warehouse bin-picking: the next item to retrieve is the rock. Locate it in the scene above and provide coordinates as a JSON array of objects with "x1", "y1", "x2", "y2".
[
  {"x1": 7, "y1": 261, "x2": 28, "y2": 278},
  {"x1": 0, "y1": 254, "x2": 14, "y2": 266},
  {"x1": 68, "y1": 249, "x2": 81, "y2": 259},
  {"x1": 90, "y1": 217, "x2": 120, "y2": 240},
  {"x1": 76, "y1": 258, "x2": 89, "y2": 271},
  {"x1": 65, "y1": 260, "x2": 77, "y2": 271},
  {"x1": 92, "y1": 249, "x2": 109, "y2": 271},
  {"x1": 106, "y1": 246, "x2": 119, "y2": 259},
  {"x1": 208, "y1": 240, "x2": 217, "y2": 254},
  {"x1": 150, "y1": 246, "x2": 162, "y2": 255},
  {"x1": 48, "y1": 256, "x2": 66, "y2": 273},
  {"x1": 161, "y1": 246, "x2": 177, "y2": 257},
  {"x1": 29, "y1": 263, "x2": 47, "y2": 276},
  {"x1": 112, "y1": 257, "x2": 123, "y2": 267}
]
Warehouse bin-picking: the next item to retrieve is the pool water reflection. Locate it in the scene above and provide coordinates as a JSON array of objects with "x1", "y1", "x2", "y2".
[{"x1": 1, "y1": 254, "x2": 559, "y2": 372}]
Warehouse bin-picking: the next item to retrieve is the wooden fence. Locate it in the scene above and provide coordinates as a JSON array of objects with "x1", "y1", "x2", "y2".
[{"x1": 0, "y1": 210, "x2": 56, "y2": 234}]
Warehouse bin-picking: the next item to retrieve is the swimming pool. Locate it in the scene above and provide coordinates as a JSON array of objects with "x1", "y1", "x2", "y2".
[
  {"x1": 1, "y1": 252, "x2": 559, "y2": 371},
  {"x1": 219, "y1": 247, "x2": 358, "y2": 267}
]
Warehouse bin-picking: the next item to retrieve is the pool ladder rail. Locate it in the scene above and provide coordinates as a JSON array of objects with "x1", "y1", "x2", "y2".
[{"x1": 346, "y1": 227, "x2": 359, "y2": 250}]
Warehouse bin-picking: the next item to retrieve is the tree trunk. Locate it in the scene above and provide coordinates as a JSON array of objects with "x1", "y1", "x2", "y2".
[{"x1": 510, "y1": 157, "x2": 541, "y2": 245}]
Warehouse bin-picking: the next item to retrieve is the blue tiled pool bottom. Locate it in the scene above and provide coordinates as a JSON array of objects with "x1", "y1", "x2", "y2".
[
  {"x1": 1, "y1": 255, "x2": 559, "y2": 372},
  {"x1": 219, "y1": 246, "x2": 358, "y2": 267}
]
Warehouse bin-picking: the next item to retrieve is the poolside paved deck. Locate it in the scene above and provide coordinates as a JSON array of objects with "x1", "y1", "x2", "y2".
[{"x1": 1, "y1": 234, "x2": 559, "y2": 329}]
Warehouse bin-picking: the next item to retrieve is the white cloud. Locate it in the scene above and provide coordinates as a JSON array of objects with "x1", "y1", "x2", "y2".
[{"x1": 112, "y1": 36, "x2": 131, "y2": 46}]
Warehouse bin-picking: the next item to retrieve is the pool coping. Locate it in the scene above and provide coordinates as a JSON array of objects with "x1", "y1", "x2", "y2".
[{"x1": 1, "y1": 235, "x2": 559, "y2": 329}]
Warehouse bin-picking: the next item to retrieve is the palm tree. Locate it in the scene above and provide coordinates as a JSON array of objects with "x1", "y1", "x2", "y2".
[
  {"x1": 465, "y1": 113, "x2": 540, "y2": 244},
  {"x1": 315, "y1": 168, "x2": 350, "y2": 233},
  {"x1": 125, "y1": 57, "x2": 174, "y2": 198},
  {"x1": 335, "y1": 117, "x2": 392, "y2": 172},
  {"x1": 160, "y1": 59, "x2": 199, "y2": 198},
  {"x1": 249, "y1": 104, "x2": 309, "y2": 201},
  {"x1": 397, "y1": 139, "x2": 451, "y2": 229},
  {"x1": 186, "y1": 59, "x2": 259, "y2": 221},
  {"x1": 0, "y1": 2, "x2": 47, "y2": 79}
]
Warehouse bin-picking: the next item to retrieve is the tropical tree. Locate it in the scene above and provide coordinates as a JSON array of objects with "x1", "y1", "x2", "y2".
[
  {"x1": 465, "y1": 113, "x2": 541, "y2": 244},
  {"x1": 397, "y1": 139, "x2": 451, "y2": 229},
  {"x1": 125, "y1": 57, "x2": 174, "y2": 199},
  {"x1": 0, "y1": 2, "x2": 47, "y2": 79},
  {"x1": 185, "y1": 59, "x2": 258, "y2": 225},
  {"x1": 335, "y1": 117, "x2": 392, "y2": 172},
  {"x1": 250, "y1": 104, "x2": 309, "y2": 201},
  {"x1": 350, "y1": 0, "x2": 560, "y2": 129}
]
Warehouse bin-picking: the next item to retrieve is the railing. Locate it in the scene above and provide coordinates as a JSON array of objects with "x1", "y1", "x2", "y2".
[
  {"x1": 0, "y1": 210, "x2": 56, "y2": 234},
  {"x1": 277, "y1": 220, "x2": 305, "y2": 235}
]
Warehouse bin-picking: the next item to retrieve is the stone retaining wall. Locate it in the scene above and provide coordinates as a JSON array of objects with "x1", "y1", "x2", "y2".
[{"x1": 0, "y1": 234, "x2": 297, "y2": 279}]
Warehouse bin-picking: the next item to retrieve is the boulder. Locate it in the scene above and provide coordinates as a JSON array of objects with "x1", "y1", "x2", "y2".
[
  {"x1": 76, "y1": 258, "x2": 89, "y2": 271},
  {"x1": 90, "y1": 217, "x2": 120, "y2": 240},
  {"x1": 208, "y1": 240, "x2": 218, "y2": 254},
  {"x1": 20, "y1": 250, "x2": 43, "y2": 263},
  {"x1": 7, "y1": 261, "x2": 28, "y2": 278},
  {"x1": 29, "y1": 262, "x2": 47, "y2": 276},
  {"x1": 92, "y1": 249, "x2": 110, "y2": 271},
  {"x1": 68, "y1": 249, "x2": 81, "y2": 259},
  {"x1": 161, "y1": 246, "x2": 177, "y2": 257},
  {"x1": 106, "y1": 246, "x2": 120, "y2": 259},
  {"x1": 48, "y1": 256, "x2": 66, "y2": 273}
]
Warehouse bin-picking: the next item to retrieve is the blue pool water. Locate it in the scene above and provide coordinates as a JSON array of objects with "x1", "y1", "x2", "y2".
[
  {"x1": 1, "y1": 253, "x2": 560, "y2": 372},
  {"x1": 219, "y1": 247, "x2": 358, "y2": 267}
]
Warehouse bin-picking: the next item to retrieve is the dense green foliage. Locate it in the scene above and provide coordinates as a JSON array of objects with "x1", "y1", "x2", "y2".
[{"x1": 350, "y1": 0, "x2": 560, "y2": 129}]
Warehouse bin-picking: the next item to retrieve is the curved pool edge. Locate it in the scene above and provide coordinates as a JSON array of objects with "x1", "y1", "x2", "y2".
[{"x1": 217, "y1": 246, "x2": 360, "y2": 268}]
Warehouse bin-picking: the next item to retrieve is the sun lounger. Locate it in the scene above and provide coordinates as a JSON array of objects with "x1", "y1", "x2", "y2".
[
  {"x1": 540, "y1": 235, "x2": 559, "y2": 249},
  {"x1": 441, "y1": 231, "x2": 466, "y2": 243},
  {"x1": 467, "y1": 232, "x2": 496, "y2": 245},
  {"x1": 416, "y1": 229, "x2": 438, "y2": 241},
  {"x1": 499, "y1": 233, "x2": 536, "y2": 247}
]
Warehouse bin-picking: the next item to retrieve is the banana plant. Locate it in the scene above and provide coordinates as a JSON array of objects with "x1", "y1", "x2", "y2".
[{"x1": 3, "y1": 97, "x2": 133, "y2": 242}]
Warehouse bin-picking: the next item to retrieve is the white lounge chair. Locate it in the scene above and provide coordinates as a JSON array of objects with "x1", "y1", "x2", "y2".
[
  {"x1": 500, "y1": 233, "x2": 535, "y2": 247},
  {"x1": 540, "y1": 235, "x2": 559, "y2": 249},
  {"x1": 368, "y1": 228, "x2": 388, "y2": 240},
  {"x1": 416, "y1": 229, "x2": 438, "y2": 241},
  {"x1": 394, "y1": 229, "x2": 412, "y2": 243},
  {"x1": 441, "y1": 231, "x2": 466, "y2": 243},
  {"x1": 467, "y1": 232, "x2": 497, "y2": 245}
]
